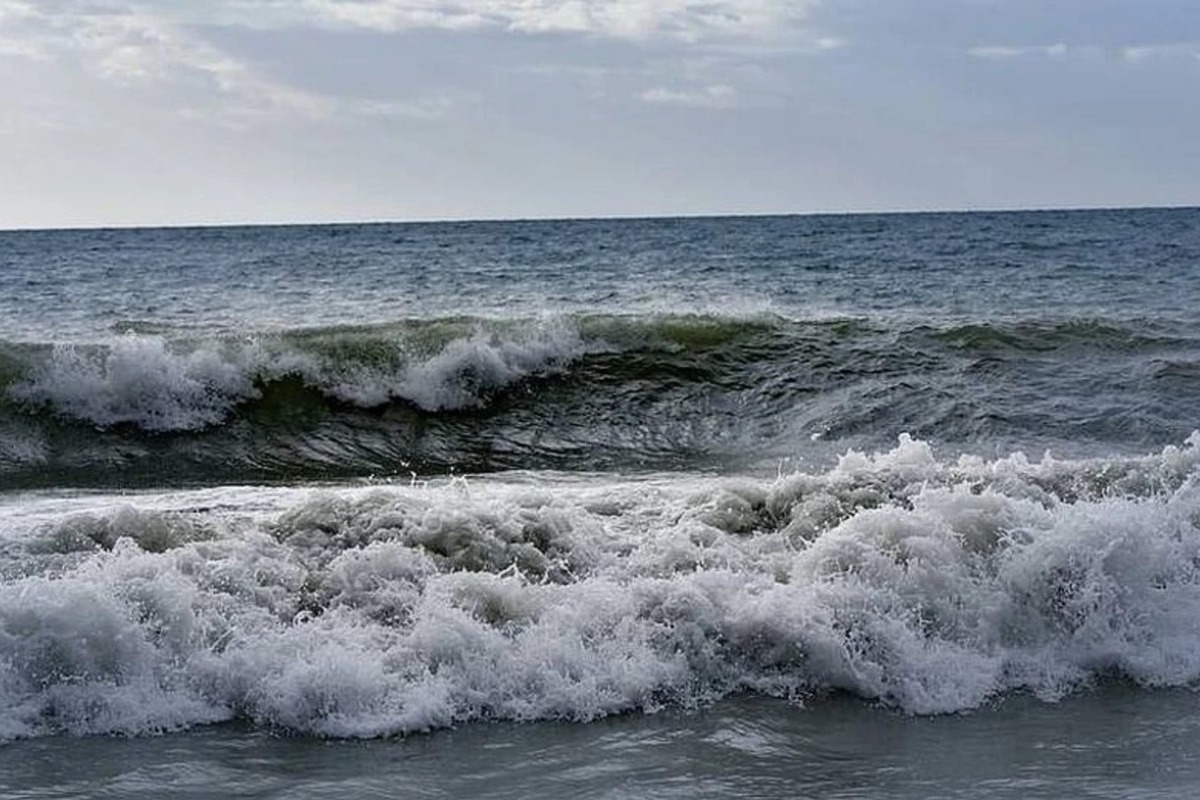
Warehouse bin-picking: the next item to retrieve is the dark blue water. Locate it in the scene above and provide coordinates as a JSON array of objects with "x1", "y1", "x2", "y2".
[
  {"x1": 2, "y1": 208, "x2": 1200, "y2": 797},
  {"x1": 3, "y1": 210, "x2": 1196, "y2": 338}
]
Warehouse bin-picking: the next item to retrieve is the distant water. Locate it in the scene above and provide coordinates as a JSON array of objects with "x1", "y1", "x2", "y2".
[{"x1": 2, "y1": 209, "x2": 1200, "y2": 797}]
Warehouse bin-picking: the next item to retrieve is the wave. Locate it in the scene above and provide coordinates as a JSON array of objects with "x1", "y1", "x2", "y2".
[
  {"x1": 2, "y1": 434, "x2": 1200, "y2": 738},
  {"x1": 0, "y1": 313, "x2": 1197, "y2": 487},
  {"x1": 5, "y1": 317, "x2": 593, "y2": 429}
]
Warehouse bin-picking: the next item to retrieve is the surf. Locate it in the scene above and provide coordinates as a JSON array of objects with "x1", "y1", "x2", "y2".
[{"x1": 2, "y1": 434, "x2": 1199, "y2": 738}]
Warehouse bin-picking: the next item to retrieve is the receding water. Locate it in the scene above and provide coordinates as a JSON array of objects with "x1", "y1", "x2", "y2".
[{"x1": 4, "y1": 689, "x2": 1200, "y2": 799}]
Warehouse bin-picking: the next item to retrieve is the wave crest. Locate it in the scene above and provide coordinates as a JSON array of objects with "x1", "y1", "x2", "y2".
[
  {"x1": 10, "y1": 338, "x2": 259, "y2": 432},
  {"x1": 7, "y1": 318, "x2": 592, "y2": 431}
]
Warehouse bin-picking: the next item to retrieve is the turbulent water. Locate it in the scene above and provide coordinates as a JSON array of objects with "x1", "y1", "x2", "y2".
[{"x1": 2, "y1": 209, "x2": 1200, "y2": 796}]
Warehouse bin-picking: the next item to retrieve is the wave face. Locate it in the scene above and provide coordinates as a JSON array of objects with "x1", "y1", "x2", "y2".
[
  {"x1": 1, "y1": 313, "x2": 1197, "y2": 488},
  {"x1": 2, "y1": 435, "x2": 1199, "y2": 738}
]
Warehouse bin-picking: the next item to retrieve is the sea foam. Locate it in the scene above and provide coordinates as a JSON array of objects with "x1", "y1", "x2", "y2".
[
  {"x1": 9, "y1": 338, "x2": 259, "y2": 431},
  {"x1": 1, "y1": 435, "x2": 1200, "y2": 737},
  {"x1": 7, "y1": 320, "x2": 591, "y2": 431}
]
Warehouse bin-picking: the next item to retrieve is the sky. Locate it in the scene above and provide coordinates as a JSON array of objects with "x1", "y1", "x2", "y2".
[{"x1": 1, "y1": 0, "x2": 1198, "y2": 228}]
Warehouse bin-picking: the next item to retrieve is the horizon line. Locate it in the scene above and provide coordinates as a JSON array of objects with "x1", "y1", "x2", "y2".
[{"x1": 1, "y1": 202, "x2": 1196, "y2": 234}]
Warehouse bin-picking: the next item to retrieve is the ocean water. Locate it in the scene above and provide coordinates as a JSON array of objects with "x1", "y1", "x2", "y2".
[{"x1": 2, "y1": 208, "x2": 1200, "y2": 796}]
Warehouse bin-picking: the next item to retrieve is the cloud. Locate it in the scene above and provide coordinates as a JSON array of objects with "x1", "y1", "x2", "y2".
[
  {"x1": 0, "y1": 0, "x2": 50, "y2": 59},
  {"x1": 10, "y1": 1, "x2": 819, "y2": 48},
  {"x1": 968, "y1": 43, "x2": 1068, "y2": 60},
  {"x1": 0, "y1": 0, "x2": 36, "y2": 21},
  {"x1": 969, "y1": 40, "x2": 1200, "y2": 66},
  {"x1": 1120, "y1": 42, "x2": 1200, "y2": 63},
  {"x1": 966, "y1": 46, "x2": 1022, "y2": 60},
  {"x1": 0, "y1": 35, "x2": 44, "y2": 59},
  {"x1": 2, "y1": 6, "x2": 334, "y2": 122},
  {"x1": 0, "y1": 1, "x2": 457, "y2": 127},
  {"x1": 271, "y1": 0, "x2": 819, "y2": 45},
  {"x1": 0, "y1": 0, "x2": 834, "y2": 129},
  {"x1": 0, "y1": 0, "x2": 840, "y2": 135},
  {"x1": 639, "y1": 83, "x2": 736, "y2": 108}
]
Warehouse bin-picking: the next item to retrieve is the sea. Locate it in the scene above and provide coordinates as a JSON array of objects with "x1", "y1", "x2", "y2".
[{"x1": 2, "y1": 208, "x2": 1200, "y2": 798}]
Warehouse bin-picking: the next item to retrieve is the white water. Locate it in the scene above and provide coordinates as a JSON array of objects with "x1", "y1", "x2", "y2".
[
  {"x1": 8, "y1": 319, "x2": 593, "y2": 430},
  {"x1": 2, "y1": 435, "x2": 1200, "y2": 738}
]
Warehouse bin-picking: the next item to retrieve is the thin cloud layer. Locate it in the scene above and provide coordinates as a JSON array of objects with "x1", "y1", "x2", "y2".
[
  {"x1": 1120, "y1": 42, "x2": 1200, "y2": 62},
  {"x1": 0, "y1": 0, "x2": 467, "y2": 125},
  {"x1": 968, "y1": 43, "x2": 1069, "y2": 60},
  {"x1": 0, "y1": 0, "x2": 827, "y2": 127},
  {"x1": 0, "y1": 1, "x2": 818, "y2": 43},
  {"x1": 639, "y1": 83, "x2": 737, "y2": 108},
  {"x1": 227, "y1": 0, "x2": 818, "y2": 44},
  {"x1": 967, "y1": 41, "x2": 1200, "y2": 63}
]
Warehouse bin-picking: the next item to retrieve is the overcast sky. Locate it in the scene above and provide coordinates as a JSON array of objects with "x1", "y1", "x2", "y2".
[{"x1": 1, "y1": 0, "x2": 1198, "y2": 228}]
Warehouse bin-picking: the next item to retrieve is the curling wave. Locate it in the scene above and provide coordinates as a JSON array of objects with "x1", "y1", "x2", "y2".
[{"x1": 0, "y1": 313, "x2": 1196, "y2": 487}]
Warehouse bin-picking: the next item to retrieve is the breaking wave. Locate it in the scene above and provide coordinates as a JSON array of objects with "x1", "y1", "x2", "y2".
[
  {"x1": 2, "y1": 434, "x2": 1200, "y2": 738},
  {"x1": 1, "y1": 313, "x2": 1196, "y2": 488},
  {"x1": 6, "y1": 317, "x2": 592, "y2": 430}
]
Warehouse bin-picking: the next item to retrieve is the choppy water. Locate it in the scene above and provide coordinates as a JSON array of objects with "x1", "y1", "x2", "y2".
[{"x1": 2, "y1": 208, "x2": 1200, "y2": 797}]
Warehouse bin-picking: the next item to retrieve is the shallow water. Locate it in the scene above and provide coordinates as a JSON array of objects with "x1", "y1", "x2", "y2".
[{"x1": 4, "y1": 688, "x2": 1199, "y2": 799}]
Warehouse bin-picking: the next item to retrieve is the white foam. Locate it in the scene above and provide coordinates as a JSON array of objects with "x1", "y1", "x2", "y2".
[
  {"x1": 2, "y1": 435, "x2": 1200, "y2": 737},
  {"x1": 338, "y1": 319, "x2": 590, "y2": 411},
  {"x1": 7, "y1": 321, "x2": 593, "y2": 430},
  {"x1": 9, "y1": 338, "x2": 260, "y2": 431}
]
